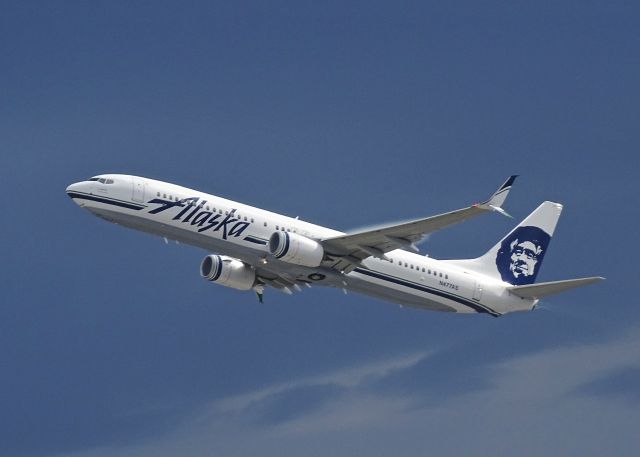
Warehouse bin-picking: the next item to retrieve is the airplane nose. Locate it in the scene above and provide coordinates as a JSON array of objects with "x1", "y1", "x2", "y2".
[
  {"x1": 66, "y1": 181, "x2": 90, "y2": 206},
  {"x1": 66, "y1": 182, "x2": 81, "y2": 196}
]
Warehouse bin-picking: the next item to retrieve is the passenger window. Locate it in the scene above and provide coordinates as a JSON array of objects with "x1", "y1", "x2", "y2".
[
  {"x1": 445, "y1": 274, "x2": 448, "y2": 279},
  {"x1": 244, "y1": 216, "x2": 248, "y2": 221},
  {"x1": 157, "y1": 192, "x2": 160, "y2": 197},
  {"x1": 439, "y1": 273, "x2": 443, "y2": 277},
  {"x1": 163, "y1": 194, "x2": 167, "y2": 198},
  {"x1": 276, "y1": 225, "x2": 279, "y2": 230},
  {"x1": 404, "y1": 262, "x2": 408, "y2": 267},
  {"x1": 251, "y1": 218, "x2": 254, "y2": 223},
  {"x1": 422, "y1": 268, "x2": 425, "y2": 272},
  {"x1": 264, "y1": 222, "x2": 267, "y2": 227}
]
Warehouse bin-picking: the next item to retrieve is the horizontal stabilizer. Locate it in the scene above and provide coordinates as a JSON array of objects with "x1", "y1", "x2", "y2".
[{"x1": 507, "y1": 277, "x2": 605, "y2": 299}]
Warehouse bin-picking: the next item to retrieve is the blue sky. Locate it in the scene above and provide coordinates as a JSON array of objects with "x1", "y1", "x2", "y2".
[{"x1": 1, "y1": 1, "x2": 638, "y2": 456}]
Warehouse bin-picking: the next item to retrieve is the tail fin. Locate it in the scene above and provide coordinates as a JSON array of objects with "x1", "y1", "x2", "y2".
[{"x1": 446, "y1": 201, "x2": 563, "y2": 285}]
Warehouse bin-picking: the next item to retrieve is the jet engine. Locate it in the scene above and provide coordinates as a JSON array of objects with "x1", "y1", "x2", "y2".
[
  {"x1": 200, "y1": 255, "x2": 256, "y2": 290},
  {"x1": 268, "y1": 231, "x2": 324, "y2": 267}
]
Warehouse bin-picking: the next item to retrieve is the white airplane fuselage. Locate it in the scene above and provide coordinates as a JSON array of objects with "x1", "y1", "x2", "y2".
[{"x1": 66, "y1": 174, "x2": 538, "y2": 317}]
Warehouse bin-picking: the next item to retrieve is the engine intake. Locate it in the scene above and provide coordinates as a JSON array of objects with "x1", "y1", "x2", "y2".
[
  {"x1": 200, "y1": 255, "x2": 256, "y2": 290},
  {"x1": 268, "y1": 231, "x2": 324, "y2": 267}
]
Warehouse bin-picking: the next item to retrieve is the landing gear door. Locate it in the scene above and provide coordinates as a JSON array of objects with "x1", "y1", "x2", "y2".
[
  {"x1": 473, "y1": 281, "x2": 483, "y2": 301},
  {"x1": 132, "y1": 177, "x2": 146, "y2": 203}
]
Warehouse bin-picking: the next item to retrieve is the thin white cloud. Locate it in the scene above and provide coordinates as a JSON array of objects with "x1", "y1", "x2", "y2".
[
  {"x1": 62, "y1": 330, "x2": 640, "y2": 457},
  {"x1": 209, "y1": 350, "x2": 429, "y2": 416}
]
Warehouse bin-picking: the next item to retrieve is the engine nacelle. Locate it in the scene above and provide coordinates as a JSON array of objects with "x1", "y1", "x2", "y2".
[
  {"x1": 268, "y1": 231, "x2": 324, "y2": 267},
  {"x1": 200, "y1": 255, "x2": 256, "y2": 291}
]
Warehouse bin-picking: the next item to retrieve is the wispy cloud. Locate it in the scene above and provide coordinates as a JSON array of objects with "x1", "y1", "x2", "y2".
[
  {"x1": 209, "y1": 351, "x2": 428, "y2": 418},
  {"x1": 64, "y1": 330, "x2": 640, "y2": 457},
  {"x1": 163, "y1": 351, "x2": 432, "y2": 432}
]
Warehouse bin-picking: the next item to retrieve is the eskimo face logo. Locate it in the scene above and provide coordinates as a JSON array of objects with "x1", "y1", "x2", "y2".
[{"x1": 496, "y1": 226, "x2": 551, "y2": 285}]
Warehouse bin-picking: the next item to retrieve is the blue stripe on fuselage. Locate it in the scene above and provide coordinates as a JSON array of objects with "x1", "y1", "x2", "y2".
[
  {"x1": 352, "y1": 267, "x2": 500, "y2": 316},
  {"x1": 66, "y1": 191, "x2": 146, "y2": 211}
]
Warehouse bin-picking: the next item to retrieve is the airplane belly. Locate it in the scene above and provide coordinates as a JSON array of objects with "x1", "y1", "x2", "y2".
[
  {"x1": 346, "y1": 267, "x2": 500, "y2": 316},
  {"x1": 86, "y1": 207, "x2": 266, "y2": 261},
  {"x1": 85, "y1": 207, "x2": 341, "y2": 283},
  {"x1": 344, "y1": 274, "x2": 458, "y2": 312}
]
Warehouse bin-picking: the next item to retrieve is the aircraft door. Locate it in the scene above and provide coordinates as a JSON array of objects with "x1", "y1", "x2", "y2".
[
  {"x1": 473, "y1": 281, "x2": 483, "y2": 301},
  {"x1": 132, "y1": 178, "x2": 146, "y2": 203}
]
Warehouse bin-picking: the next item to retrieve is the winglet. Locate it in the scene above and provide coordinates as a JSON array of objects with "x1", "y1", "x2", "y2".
[{"x1": 478, "y1": 175, "x2": 518, "y2": 217}]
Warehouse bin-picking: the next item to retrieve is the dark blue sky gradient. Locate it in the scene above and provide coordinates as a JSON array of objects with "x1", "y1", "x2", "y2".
[{"x1": 1, "y1": 2, "x2": 638, "y2": 456}]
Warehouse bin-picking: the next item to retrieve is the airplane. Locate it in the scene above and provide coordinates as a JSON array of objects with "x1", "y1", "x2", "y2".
[{"x1": 66, "y1": 174, "x2": 603, "y2": 317}]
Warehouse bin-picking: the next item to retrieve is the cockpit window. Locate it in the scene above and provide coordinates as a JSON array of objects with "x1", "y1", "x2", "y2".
[{"x1": 88, "y1": 177, "x2": 114, "y2": 184}]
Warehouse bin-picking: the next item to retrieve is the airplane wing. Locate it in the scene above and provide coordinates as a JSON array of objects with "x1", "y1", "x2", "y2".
[
  {"x1": 321, "y1": 175, "x2": 518, "y2": 273},
  {"x1": 254, "y1": 266, "x2": 312, "y2": 295}
]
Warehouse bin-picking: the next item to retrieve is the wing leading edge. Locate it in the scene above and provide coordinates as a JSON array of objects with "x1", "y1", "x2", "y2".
[{"x1": 321, "y1": 175, "x2": 518, "y2": 273}]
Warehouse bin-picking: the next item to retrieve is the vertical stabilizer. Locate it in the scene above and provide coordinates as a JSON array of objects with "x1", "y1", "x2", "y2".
[{"x1": 445, "y1": 201, "x2": 563, "y2": 285}]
